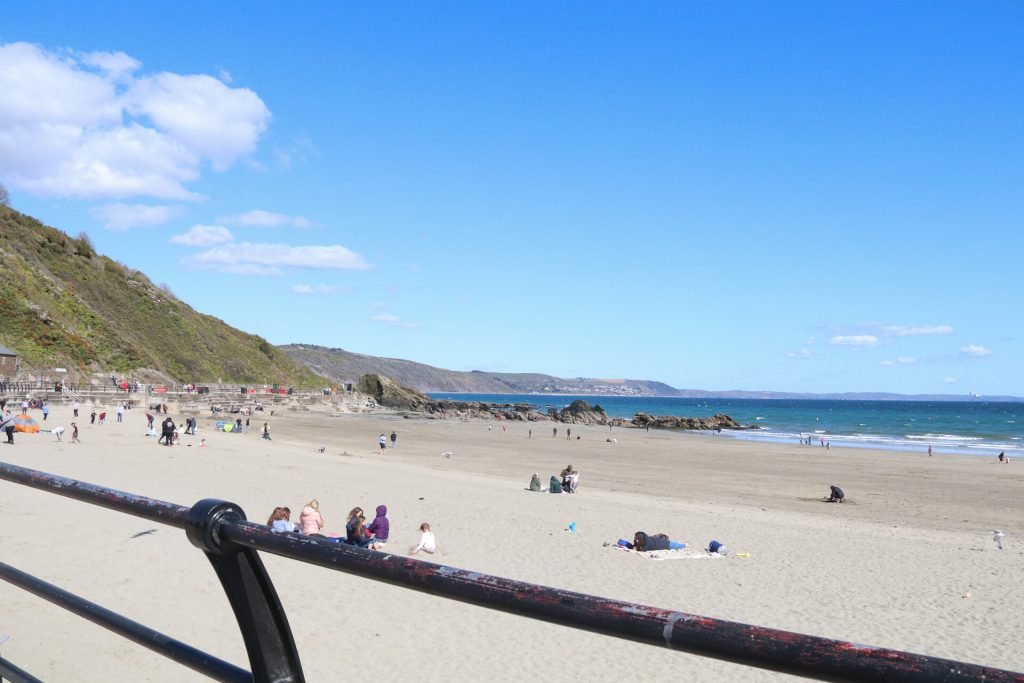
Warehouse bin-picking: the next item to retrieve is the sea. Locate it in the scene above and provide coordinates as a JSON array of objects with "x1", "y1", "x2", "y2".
[{"x1": 426, "y1": 393, "x2": 1024, "y2": 457}]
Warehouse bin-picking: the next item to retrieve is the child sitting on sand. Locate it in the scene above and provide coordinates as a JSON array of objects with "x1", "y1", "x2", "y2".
[
  {"x1": 268, "y1": 507, "x2": 299, "y2": 533},
  {"x1": 529, "y1": 473, "x2": 542, "y2": 491},
  {"x1": 300, "y1": 499, "x2": 324, "y2": 535},
  {"x1": 366, "y1": 505, "x2": 389, "y2": 550},
  {"x1": 410, "y1": 522, "x2": 436, "y2": 555}
]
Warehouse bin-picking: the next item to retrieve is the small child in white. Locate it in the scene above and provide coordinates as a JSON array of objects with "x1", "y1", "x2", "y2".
[{"x1": 410, "y1": 522, "x2": 436, "y2": 555}]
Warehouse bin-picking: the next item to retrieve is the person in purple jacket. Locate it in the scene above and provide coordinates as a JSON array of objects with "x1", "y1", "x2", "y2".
[{"x1": 367, "y1": 505, "x2": 390, "y2": 550}]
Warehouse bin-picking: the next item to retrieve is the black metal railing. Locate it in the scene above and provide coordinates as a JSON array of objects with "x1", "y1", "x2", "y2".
[{"x1": 1, "y1": 460, "x2": 1022, "y2": 683}]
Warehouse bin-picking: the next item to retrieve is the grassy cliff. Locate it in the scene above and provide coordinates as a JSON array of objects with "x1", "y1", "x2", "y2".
[{"x1": 0, "y1": 206, "x2": 324, "y2": 386}]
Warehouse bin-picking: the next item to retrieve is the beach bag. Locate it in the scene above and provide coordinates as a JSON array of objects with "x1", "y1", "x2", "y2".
[{"x1": 708, "y1": 540, "x2": 728, "y2": 555}]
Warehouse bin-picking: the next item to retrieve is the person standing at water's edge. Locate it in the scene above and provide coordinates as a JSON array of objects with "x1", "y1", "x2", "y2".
[
  {"x1": 390, "y1": 430, "x2": 397, "y2": 449},
  {"x1": 928, "y1": 445, "x2": 932, "y2": 457}
]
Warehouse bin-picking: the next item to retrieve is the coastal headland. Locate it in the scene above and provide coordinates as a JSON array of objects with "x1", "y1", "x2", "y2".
[{"x1": 1, "y1": 400, "x2": 1021, "y2": 681}]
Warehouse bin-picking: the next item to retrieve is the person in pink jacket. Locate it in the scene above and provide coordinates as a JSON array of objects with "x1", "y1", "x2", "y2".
[{"x1": 300, "y1": 499, "x2": 324, "y2": 535}]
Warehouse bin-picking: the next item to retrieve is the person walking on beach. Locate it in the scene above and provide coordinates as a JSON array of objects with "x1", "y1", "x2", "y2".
[
  {"x1": 378, "y1": 434, "x2": 387, "y2": 452},
  {"x1": 262, "y1": 422, "x2": 271, "y2": 440},
  {"x1": 116, "y1": 404, "x2": 125, "y2": 423},
  {"x1": 245, "y1": 417, "x2": 250, "y2": 434},
  {"x1": 90, "y1": 409, "x2": 96, "y2": 425},
  {"x1": 567, "y1": 428, "x2": 571, "y2": 440},
  {"x1": 42, "y1": 403, "x2": 49, "y2": 421},
  {"x1": 2, "y1": 410, "x2": 15, "y2": 444},
  {"x1": 71, "y1": 423, "x2": 80, "y2": 443},
  {"x1": 553, "y1": 427, "x2": 557, "y2": 438},
  {"x1": 390, "y1": 430, "x2": 397, "y2": 449},
  {"x1": 928, "y1": 445, "x2": 933, "y2": 457},
  {"x1": 72, "y1": 401, "x2": 80, "y2": 418}
]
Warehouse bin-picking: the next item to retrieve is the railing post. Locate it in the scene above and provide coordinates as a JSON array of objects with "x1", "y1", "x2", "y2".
[{"x1": 185, "y1": 499, "x2": 304, "y2": 683}]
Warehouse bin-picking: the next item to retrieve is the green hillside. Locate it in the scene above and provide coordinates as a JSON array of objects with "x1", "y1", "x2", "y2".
[{"x1": 0, "y1": 206, "x2": 324, "y2": 386}]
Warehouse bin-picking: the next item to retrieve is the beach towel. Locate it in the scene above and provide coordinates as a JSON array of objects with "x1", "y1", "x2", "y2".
[{"x1": 605, "y1": 543, "x2": 725, "y2": 561}]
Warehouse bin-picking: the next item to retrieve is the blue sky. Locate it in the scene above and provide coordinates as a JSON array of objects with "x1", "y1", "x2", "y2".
[{"x1": 1, "y1": 2, "x2": 1022, "y2": 395}]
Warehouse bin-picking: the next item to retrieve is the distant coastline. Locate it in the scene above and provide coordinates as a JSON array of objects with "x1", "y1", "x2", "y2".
[{"x1": 427, "y1": 390, "x2": 1024, "y2": 403}]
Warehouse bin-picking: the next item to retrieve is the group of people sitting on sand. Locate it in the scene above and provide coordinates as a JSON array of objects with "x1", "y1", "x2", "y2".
[
  {"x1": 529, "y1": 464, "x2": 580, "y2": 494},
  {"x1": 266, "y1": 500, "x2": 436, "y2": 555}
]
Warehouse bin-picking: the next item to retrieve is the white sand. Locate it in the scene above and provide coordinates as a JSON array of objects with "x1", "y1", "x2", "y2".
[{"x1": 1, "y1": 403, "x2": 1022, "y2": 681}]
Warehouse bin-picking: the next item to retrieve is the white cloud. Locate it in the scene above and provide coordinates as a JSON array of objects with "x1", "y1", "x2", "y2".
[
  {"x1": 0, "y1": 41, "x2": 270, "y2": 200},
  {"x1": 829, "y1": 335, "x2": 878, "y2": 347},
  {"x1": 785, "y1": 348, "x2": 813, "y2": 359},
  {"x1": 370, "y1": 313, "x2": 419, "y2": 328},
  {"x1": 960, "y1": 345, "x2": 992, "y2": 358},
  {"x1": 170, "y1": 225, "x2": 234, "y2": 247},
  {"x1": 880, "y1": 357, "x2": 917, "y2": 367},
  {"x1": 191, "y1": 241, "x2": 371, "y2": 275},
  {"x1": 943, "y1": 377, "x2": 958, "y2": 384},
  {"x1": 90, "y1": 203, "x2": 180, "y2": 230},
  {"x1": 881, "y1": 325, "x2": 953, "y2": 337},
  {"x1": 79, "y1": 50, "x2": 140, "y2": 81},
  {"x1": 291, "y1": 283, "x2": 347, "y2": 295},
  {"x1": 216, "y1": 66, "x2": 233, "y2": 84},
  {"x1": 218, "y1": 210, "x2": 314, "y2": 228}
]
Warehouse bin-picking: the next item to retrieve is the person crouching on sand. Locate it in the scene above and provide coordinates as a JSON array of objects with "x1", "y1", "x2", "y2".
[{"x1": 410, "y1": 522, "x2": 436, "y2": 554}]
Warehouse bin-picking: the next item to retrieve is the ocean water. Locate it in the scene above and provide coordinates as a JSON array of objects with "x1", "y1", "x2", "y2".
[{"x1": 426, "y1": 393, "x2": 1024, "y2": 457}]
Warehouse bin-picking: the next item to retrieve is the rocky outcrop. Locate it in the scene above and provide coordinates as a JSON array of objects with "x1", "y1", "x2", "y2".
[
  {"x1": 359, "y1": 374, "x2": 746, "y2": 431},
  {"x1": 425, "y1": 399, "x2": 549, "y2": 422},
  {"x1": 547, "y1": 399, "x2": 610, "y2": 425},
  {"x1": 630, "y1": 412, "x2": 742, "y2": 430},
  {"x1": 356, "y1": 374, "x2": 433, "y2": 411}
]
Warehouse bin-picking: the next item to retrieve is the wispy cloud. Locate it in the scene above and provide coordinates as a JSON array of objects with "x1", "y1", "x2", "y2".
[
  {"x1": 0, "y1": 42, "x2": 269, "y2": 200},
  {"x1": 170, "y1": 224, "x2": 233, "y2": 246},
  {"x1": 943, "y1": 376, "x2": 958, "y2": 383},
  {"x1": 90, "y1": 203, "x2": 181, "y2": 230},
  {"x1": 785, "y1": 348, "x2": 813, "y2": 359},
  {"x1": 960, "y1": 344, "x2": 992, "y2": 358},
  {"x1": 370, "y1": 313, "x2": 420, "y2": 328},
  {"x1": 291, "y1": 283, "x2": 348, "y2": 295},
  {"x1": 829, "y1": 335, "x2": 878, "y2": 347},
  {"x1": 880, "y1": 357, "x2": 917, "y2": 367},
  {"x1": 218, "y1": 210, "x2": 315, "y2": 228},
  {"x1": 274, "y1": 134, "x2": 317, "y2": 170},
  {"x1": 191, "y1": 242, "x2": 372, "y2": 275},
  {"x1": 880, "y1": 324, "x2": 953, "y2": 337}
]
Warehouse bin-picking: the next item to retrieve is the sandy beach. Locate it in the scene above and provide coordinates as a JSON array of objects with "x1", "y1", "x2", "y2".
[{"x1": 1, "y1": 402, "x2": 1022, "y2": 681}]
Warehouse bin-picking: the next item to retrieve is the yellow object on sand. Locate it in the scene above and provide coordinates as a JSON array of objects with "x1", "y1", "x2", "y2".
[{"x1": 736, "y1": 553, "x2": 751, "y2": 558}]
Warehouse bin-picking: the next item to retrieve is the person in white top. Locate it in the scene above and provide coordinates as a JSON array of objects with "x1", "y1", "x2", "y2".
[{"x1": 410, "y1": 522, "x2": 436, "y2": 554}]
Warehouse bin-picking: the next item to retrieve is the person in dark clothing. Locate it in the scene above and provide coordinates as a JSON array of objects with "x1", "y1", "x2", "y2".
[
  {"x1": 827, "y1": 485, "x2": 845, "y2": 503},
  {"x1": 549, "y1": 476, "x2": 563, "y2": 493},
  {"x1": 390, "y1": 431, "x2": 397, "y2": 449},
  {"x1": 633, "y1": 531, "x2": 685, "y2": 552},
  {"x1": 90, "y1": 410, "x2": 96, "y2": 425},
  {"x1": 366, "y1": 505, "x2": 390, "y2": 549},
  {"x1": 160, "y1": 417, "x2": 176, "y2": 446}
]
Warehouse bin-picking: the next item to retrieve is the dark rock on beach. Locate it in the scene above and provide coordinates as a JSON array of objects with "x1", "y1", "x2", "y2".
[
  {"x1": 630, "y1": 412, "x2": 742, "y2": 430},
  {"x1": 359, "y1": 375, "x2": 746, "y2": 431}
]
